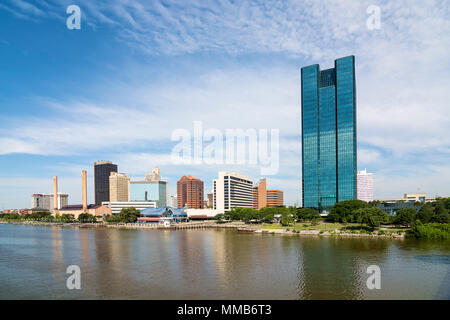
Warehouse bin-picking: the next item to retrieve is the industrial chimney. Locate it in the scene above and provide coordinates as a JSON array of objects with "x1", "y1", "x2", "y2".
[
  {"x1": 82, "y1": 170, "x2": 87, "y2": 212},
  {"x1": 53, "y1": 176, "x2": 58, "y2": 214}
]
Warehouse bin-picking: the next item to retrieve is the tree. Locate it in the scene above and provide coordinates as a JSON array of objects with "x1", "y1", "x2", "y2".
[
  {"x1": 417, "y1": 204, "x2": 434, "y2": 224},
  {"x1": 106, "y1": 207, "x2": 140, "y2": 223},
  {"x1": 431, "y1": 202, "x2": 449, "y2": 223},
  {"x1": 297, "y1": 208, "x2": 320, "y2": 221},
  {"x1": 327, "y1": 200, "x2": 370, "y2": 223},
  {"x1": 78, "y1": 213, "x2": 96, "y2": 223},
  {"x1": 280, "y1": 208, "x2": 293, "y2": 226},
  {"x1": 394, "y1": 208, "x2": 416, "y2": 227},
  {"x1": 354, "y1": 207, "x2": 390, "y2": 229}
]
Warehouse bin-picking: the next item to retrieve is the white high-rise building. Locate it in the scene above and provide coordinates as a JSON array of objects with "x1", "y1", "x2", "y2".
[
  {"x1": 213, "y1": 172, "x2": 253, "y2": 211},
  {"x1": 357, "y1": 169, "x2": 373, "y2": 202},
  {"x1": 31, "y1": 193, "x2": 69, "y2": 213}
]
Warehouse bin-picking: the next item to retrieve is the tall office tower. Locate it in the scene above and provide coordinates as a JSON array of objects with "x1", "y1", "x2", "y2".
[
  {"x1": 267, "y1": 190, "x2": 284, "y2": 207},
  {"x1": 213, "y1": 172, "x2": 253, "y2": 211},
  {"x1": 145, "y1": 167, "x2": 161, "y2": 182},
  {"x1": 177, "y1": 175, "x2": 204, "y2": 209},
  {"x1": 301, "y1": 55, "x2": 357, "y2": 211},
  {"x1": 357, "y1": 169, "x2": 373, "y2": 202},
  {"x1": 94, "y1": 161, "x2": 118, "y2": 205},
  {"x1": 253, "y1": 179, "x2": 267, "y2": 209},
  {"x1": 109, "y1": 172, "x2": 130, "y2": 202}
]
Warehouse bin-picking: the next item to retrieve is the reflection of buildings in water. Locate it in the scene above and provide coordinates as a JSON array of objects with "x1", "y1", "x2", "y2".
[
  {"x1": 51, "y1": 226, "x2": 62, "y2": 271},
  {"x1": 80, "y1": 228, "x2": 90, "y2": 266},
  {"x1": 298, "y1": 238, "x2": 390, "y2": 299}
]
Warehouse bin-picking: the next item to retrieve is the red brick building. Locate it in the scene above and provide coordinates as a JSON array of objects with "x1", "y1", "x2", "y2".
[{"x1": 177, "y1": 175, "x2": 204, "y2": 209}]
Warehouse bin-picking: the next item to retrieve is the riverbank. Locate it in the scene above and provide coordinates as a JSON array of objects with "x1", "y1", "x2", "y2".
[{"x1": 0, "y1": 220, "x2": 406, "y2": 238}]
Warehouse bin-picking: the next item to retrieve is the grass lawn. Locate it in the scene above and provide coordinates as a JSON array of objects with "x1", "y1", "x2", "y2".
[{"x1": 258, "y1": 222, "x2": 407, "y2": 234}]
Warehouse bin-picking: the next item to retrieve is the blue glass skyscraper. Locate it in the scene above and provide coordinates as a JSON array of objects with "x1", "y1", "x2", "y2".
[{"x1": 301, "y1": 56, "x2": 357, "y2": 211}]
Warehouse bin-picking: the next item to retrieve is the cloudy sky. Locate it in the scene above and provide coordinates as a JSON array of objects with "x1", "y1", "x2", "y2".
[{"x1": 0, "y1": 0, "x2": 449, "y2": 209}]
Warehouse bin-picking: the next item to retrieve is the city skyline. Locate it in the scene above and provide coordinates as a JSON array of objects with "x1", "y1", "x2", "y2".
[{"x1": 1, "y1": 1, "x2": 450, "y2": 209}]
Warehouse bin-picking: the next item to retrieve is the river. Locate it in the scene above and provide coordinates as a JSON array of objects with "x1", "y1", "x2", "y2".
[{"x1": 0, "y1": 223, "x2": 448, "y2": 299}]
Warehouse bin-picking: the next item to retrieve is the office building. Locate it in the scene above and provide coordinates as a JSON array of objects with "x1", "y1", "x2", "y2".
[
  {"x1": 213, "y1": 172, "x2": 253, "y2": 211},
  {"x1": 377, "y1": 193, "x2": 435, "y2": 204},
  {"x1": 357, "y1": 169, "x2": 373, "y2": 202},
  {"x1": 31, "y1": 193, "x2": 68, "y2": 214},
  {"x1": 301, "y1": 55, "x2": 357, "y2": 211},
  {"x1": 94, "y1": 161, "x2": 118, "y2": 205},
  {"x1": 109, "y1": 172, "x2": 130, "y2": 202},
  {"x1": 267, "y1": 190, "x2": 284, "y2": 207},
  {"x1": 253, "y1": 179, "x2": 267, "y2": 209},
  {"x1": 253, "y1": 178, "x2": 284, "y2": 208},
  {"x1": 177, "y1": 175, "x2": 204, "y2": 209},
  {"x1": 129, "y1": 176, "x2": 168, "y2": 207}
]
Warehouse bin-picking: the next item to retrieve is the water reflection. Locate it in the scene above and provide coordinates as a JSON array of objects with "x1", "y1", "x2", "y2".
[{"x1": 0, "y1": 224, "x2": 449, "y2": 300}]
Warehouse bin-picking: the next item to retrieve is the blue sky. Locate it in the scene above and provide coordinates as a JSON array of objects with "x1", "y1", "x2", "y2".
[{"x1": 1, "y1": 0, "x2": 449, "y2": 209}]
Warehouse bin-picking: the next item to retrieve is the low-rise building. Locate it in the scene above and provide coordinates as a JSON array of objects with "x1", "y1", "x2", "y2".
[
  {"x1": 59, "y1": 204, "x2": 112, "y2": 221},
  {"x1": 102, "y1": 201, "x2": 157, "y2": 215}
]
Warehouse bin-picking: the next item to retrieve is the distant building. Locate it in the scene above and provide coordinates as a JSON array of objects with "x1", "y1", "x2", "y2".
[
  {"x1": 31, "y1": 193, "x2": 69, "y2": 214},
  {"x1": 109, "y1": 172, "x2": 130, "y2": 202},
  {"x1": 170, "y1": 195, "x2": 178, "y2": 208},
  {"x1": 267, "y1": 190, "x2": 284, "y2": 207},
  {"x1": 301, "y1": 56, "x2": 357, "y2": 211},
  {"x1": 102, "y1": 201, "x2": 157, "y2": 215},
  {"x1": 177, "y1": 175, "x2": 204, "y2": 209},
  {"x1": 253, "y1": 179, "x2": 267, "y2": 209},
  {"x1": 377, "y1": 193, "x2": 435, "y2": 204},
  {"x1": 207, "y1": 193, "x2": 214, "y2": 207},
  {"x1": 145, "y1": 167, "x2": 161, "y2": 182},
  {"x1": 129, "y1": 178, "x2": 168, "y2": 207},
  {"x1": 357, "y1": 169, "x2": 373, "y2": 202},
  {"x1": 376, "y1": 202, "x2": 422, "y2": 216},
  {"x1": 94, "y1": 161, "x2": 118, "y2": 205},
  {"x1": 213, "y1": 172, "x2": 253, "y2": 211},
  {"x1": 253, "y1": 179, "x2": 284, "y2": 208},
  {"x1": 59, "y1": 204, "x2": 112, "y2": 221}
]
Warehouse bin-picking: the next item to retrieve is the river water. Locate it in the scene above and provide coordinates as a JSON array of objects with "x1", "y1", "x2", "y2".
[{"x1": 0, "y1": 223, "x2": 448, "y2": 299}]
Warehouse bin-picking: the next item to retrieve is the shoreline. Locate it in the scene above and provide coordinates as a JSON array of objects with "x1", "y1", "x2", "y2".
[{"x1": 0, "y1": 220, "x2": 406, "y2": 239}]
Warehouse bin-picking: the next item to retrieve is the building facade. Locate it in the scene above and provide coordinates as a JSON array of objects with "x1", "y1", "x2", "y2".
[
  {"x1": 253, "y1": 179, "x2": 267, "y2": 209},
  {"x1": 357, "y1": 169, "x2": 373, "y2": 202},
  {"x1": 301, "y1": 56, "x2": 357, "y2": 211},
  {"x1": 267, "y1": 190, "x2": 284, "y2": 207},
  {"x1": 129, "y1": 180, "x2": 168, "y2": 207},
  {"x1": 206, "y1": 193, "x2": 214, "y2": 208},
  {"x1": 109, "y1": 172, "x2": 130, "y2": 202},
  {"x1": 213, "y1": 172, "x2": 253, "y2": 211},
  {"x1": 31, "y1": 193, "x2": 69, "y2": 214},
  {"x1": 94, "y1": 161, "x2": 118, "y2": 205},
  {"x1": 59, "y1": 204, "x2": 112, "y2": 221},
  {"x1": 177, "y1": 175, "x2": 204, "y2": 209},
  {"x1": 102, "y1": 201, "x2": 157, "y2": 215},
  {"x1": 145, "y1": 167, "x2": 161, "y2": 182}
]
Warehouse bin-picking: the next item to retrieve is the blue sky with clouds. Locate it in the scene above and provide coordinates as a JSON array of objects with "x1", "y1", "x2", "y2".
[{"x1": 0, "y1": 0, "x2": 449, "y2": 209}]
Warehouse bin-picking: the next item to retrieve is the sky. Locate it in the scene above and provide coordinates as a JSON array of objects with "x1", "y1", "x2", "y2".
[{"x1": 0, "y1": 0, "x2": 449, "y2": 209}]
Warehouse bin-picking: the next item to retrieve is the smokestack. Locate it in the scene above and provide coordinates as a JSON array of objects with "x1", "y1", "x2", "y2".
[
  {"x1": 53, "y1": 176, "x2": 58, "y2": 212},
  {"x1": 82, "y1": 170, "x2": 87, "y2": 212}
]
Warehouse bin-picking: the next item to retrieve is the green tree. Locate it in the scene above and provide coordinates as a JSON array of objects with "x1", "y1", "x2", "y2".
[
  {"x1": 431, "y1": 201, "x2": 449, "y2": 223},
  {"x1": 354, "y1": 207, "x2": 390, "y2": 229},
  {"x1": 417, "y1": 204, "x2": 434, "y2": 224},
  {"x1": 106, "y1": 207, "x2": 140, "y2": 223},
  {"x1": 78, "y1": 213, "x2": 97, "y2": 223},
  {"x1": 394, "y1": 208, "x2": 416, "y2": 227},
  {"x1": 297, "y1": 208, "x2": 320, "y2": 221},
  {"x1": 327, "y1": 200, "x2": 370, "y2": 223}
]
